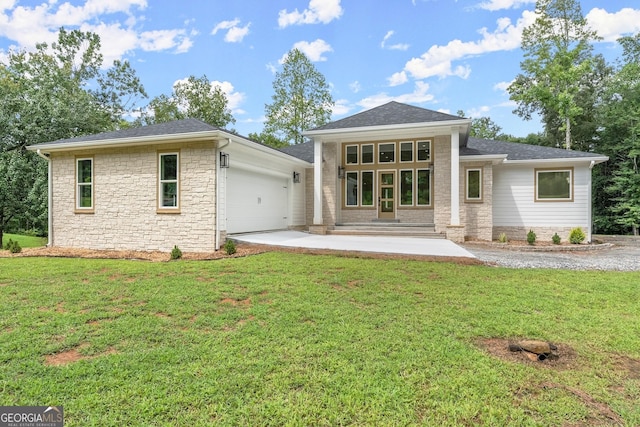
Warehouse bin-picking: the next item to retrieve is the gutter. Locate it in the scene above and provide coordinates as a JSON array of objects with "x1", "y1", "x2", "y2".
[{"x1": 35, "y1": 149, "x2": 53, "y2": 247}]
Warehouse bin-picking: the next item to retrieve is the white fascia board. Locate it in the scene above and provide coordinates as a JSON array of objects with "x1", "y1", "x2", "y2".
[
  {"x1": 229, "y1": 134, "x2": 312, "y2": 167},
  {"x1": 303, "y1": 119, "x2": 472, "y2": 139},
  {"x1": 501, "y1": 156, "x2": 609, "y2": 165},
  {"x1": 27, "y1": 130, "x2": 221, "y2": 153},
  {"x1": 460, "y1": 154, "x2": 507, "y2": 164}
]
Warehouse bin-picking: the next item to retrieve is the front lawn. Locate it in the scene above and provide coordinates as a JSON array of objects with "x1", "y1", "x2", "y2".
[
  {"x1": 2, "y1": 233, "x2": 48, "y2": 249},
  {"x1": 0, "y1": 253, "x2": 638, "y2": 426}
]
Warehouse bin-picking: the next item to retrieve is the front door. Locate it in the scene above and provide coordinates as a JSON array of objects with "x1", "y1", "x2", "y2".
[{"x1": 378, "y1": 171, "x2": 395, "y2": 219}]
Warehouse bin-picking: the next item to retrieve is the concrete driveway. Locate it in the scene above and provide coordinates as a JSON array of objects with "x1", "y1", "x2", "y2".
[{"x1": 231, "y1": 230, "x2": 475, "y2": 258}]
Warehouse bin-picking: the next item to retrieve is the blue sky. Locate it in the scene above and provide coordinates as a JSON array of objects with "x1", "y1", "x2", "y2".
[{"x1": 2, "y1": 0, "x2": 640, "y2": 138}]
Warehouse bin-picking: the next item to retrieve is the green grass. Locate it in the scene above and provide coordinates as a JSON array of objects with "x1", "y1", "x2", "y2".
[
  {"x1": 0, "y1": 253, "x2": 639, "y2": 426},
  {"x1": 2, "y1": 233, "x2": 48, "y2": 248}
]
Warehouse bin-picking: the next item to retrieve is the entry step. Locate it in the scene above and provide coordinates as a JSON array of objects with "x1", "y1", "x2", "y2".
[{"x1": 329, "y1": 223, "x2": 443, "y2": 238}]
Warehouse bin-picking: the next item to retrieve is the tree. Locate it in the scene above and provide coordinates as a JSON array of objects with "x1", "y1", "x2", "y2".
[
  {"x1": 508, "y1": 0, "x2": 600, "y2": 150},
  {"x1": 264, "y1": 49, "x2": 334, "y2": 144},
  {"x1": 247, "y1": 131, "x2": 289, "y2": 149},
  {"x1": 457, "y1": 110, "x2": 502, "y2": 139},
  {"x1": 0, "y1": 28, "x2": 147, "y2": 244},
  {"x1": 138, "y1": 75, "x2": 235, "y2": 128},
  {"x1": 595, "y1": 35, "x2": 640, "y2": 235}
]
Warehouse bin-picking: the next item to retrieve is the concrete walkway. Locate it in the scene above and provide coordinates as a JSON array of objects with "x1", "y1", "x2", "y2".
[{"x1": 231, "y1": 230, "x2": 476, "y2": 258}]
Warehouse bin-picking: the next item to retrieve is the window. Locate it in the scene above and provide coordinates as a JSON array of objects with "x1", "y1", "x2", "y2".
[
  {"x1": 76, "y1": 157, "x2": 94, "y2": 212},
  {"x1": 400, "y1": 141, "x2": 413, "y2": 162},
  {"x1": 400, "y1": 170, "x2": 413, "y2": 206},
  {"x1": 159, "y1": 152, "x2": 179, "y2": 210},
  {"x1": 378, "y1": 143, "x2": 395, "y2": 163},
  {"x1": 536, "y1": 168, "x2": 573, "y2": 201},
  {"x1": 345, "y1": 171, "x2": 358, "y2": 206},
  {"x1": 417, "y1": 169, "x2": 431, "y2": 206},
  {"x1": 466, "y1": 168, "x2": 482, "y2": 201},
  {"x1": 417, "y1": 140, "x2": 431, "y2": 162},
  {"x1": 346, "y1": 145, "x2": 358, "y2": 164},
  {"x1": 361, "y1": 144, "x2": 374, "y2": 164},
  {"x1": 361, "y1": 171, "x2": 374, "y2": 206}
]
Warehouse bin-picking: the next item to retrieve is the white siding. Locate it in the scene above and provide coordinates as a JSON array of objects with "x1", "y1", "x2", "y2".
[{"x1": 493, "y1": 163, "x2": 590, "y2": 228}]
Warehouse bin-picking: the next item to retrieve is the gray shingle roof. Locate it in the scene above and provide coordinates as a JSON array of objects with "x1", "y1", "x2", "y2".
[
  {"x1": 279, "y1": 141, "x2": 314, "y2": 163},
  {"x1": 37, "y1": 118, "x2": 218, "y2": 145},
  {"x1": 464, "y1": 138, "x2": 606, "y2": 161},
  {"x1": 280, "y1": 137, "x2": 606, "y2": 163},
  {"x1": 309, "y1": 101, "x2": 464, "y2": 131}
]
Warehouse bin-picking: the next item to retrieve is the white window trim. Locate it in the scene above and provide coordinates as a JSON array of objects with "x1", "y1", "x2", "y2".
[
  {"x1": 416, "y1": 168, "x2": 432, "y2": 206},
  {"x1": 399, "y1": 169, "x2": 414, "y2": 206},
  {"x1": 416, "y1": 140, "x2": 431, "y2": 162},
  {"x1": 75, "y1": 157, "x2": 94, "y2": 212},
  {"x1": 378, "y1": 142, "x2": 396, "y2": 164},
  {"x1": 158, "y1": 152, "x2": 180, "y2": 211},
  {"x1": 361, "y1": 144, "x2": 374, "y2": 164},
  {"x1": 465, "y1": 168, "x2": 483, "y2": 202},
  {"x1": 399, "y1": 141, "x2": 414, "y2": 163},
  {"x1": 345, "y1": 144, "x2": 359, "y2": 165}
]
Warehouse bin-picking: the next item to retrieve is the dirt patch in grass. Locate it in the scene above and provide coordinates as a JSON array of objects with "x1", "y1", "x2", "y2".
[
  {"x1": 474, "y1": 337, "x2": 578, "y2": 370},
  {"x1": 45, "y1": 344, "x2": 118, "y2": 367},
  {"x1": 220, "y1": 297, "x2": 251, "y2": 307}
]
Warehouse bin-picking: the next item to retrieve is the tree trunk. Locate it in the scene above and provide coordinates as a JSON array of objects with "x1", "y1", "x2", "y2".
[{"x1": 565, "y1": 117, "x2": 571, "y2": 150}]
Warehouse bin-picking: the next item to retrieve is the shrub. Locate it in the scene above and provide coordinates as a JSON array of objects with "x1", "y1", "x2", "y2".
[
  {"x1": 527, "y1": 229, "x2": 536, "y2": 245},
  {"x1": 3, "y1": 239, "x2": 22, "y2": 254},
  {"x1": 569, "y1": 227, "x2": 586, "y2": 244},
  {"x1": 224, "y1": 239, "x2": 237, "y2": 255},
  {"x1": 552, "y1": 233, "x2": 561, "y2": 245},
  {"x1": 498, "y1": 232, "x2": 508, "y2": 243},
  {"x1": 170, "y1": 245, "x2": 182, "y2": 260}
]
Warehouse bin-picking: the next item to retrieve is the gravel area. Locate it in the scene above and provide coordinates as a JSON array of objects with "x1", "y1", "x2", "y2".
[{"x1": 462, "y1": 235, "x2": 640, "y2": 271}]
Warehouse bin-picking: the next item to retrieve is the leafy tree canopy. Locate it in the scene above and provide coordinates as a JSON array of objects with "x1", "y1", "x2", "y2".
[
  {"x1": 137, "y1": 75, "x2": 235, "y2": 129},
  {"x1": 264, "y1": 49, "x2": 334, "y2": 144}
]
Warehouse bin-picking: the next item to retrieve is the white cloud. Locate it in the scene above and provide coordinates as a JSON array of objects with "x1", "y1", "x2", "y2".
[
  {"x1": 212, "y1": 18, "x2": 250, "y2": 43},
  {"x1": 394, "y1": 11, "x2": 536, "y2": 82},
  {"x1": 388, "y1": 71, "x2": 408, "y2": 87},
  {"x1": 586, "y1": 7, "x2": 640, "y2": 42},
  {"x1": 467, "y1": 105, "x2": 491, "y2": 118},
  {"x1": 476, "y1": 0, "x2": 535, "y2": 12},
  {"x1": 493, "y1": 80, "x2": 513, "y2": 92},
  {"x1": 280, "y1": 39, "x2": 333, "y2": 63},
  {"x1": 380, "y1": 30, "x2": 409, "y2": 51},
  {"x1": 0, "y1": 0, "x2": 193, "y2": 65},
  {"x1": 349, "y1": 81, "x2": 361, "y2": 93},
  {"x1": 332, "y1": 99, "x2": 351, "y2": 116},
  {"x1": 358, "y1": 81, "x2": 434, "y2": 109},
  {"x1": 278, "y1": 0, "x2": 343, "y2": 28}
]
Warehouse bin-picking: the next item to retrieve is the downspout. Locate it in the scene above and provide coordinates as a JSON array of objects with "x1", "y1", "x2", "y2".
[
  {"x1": 215, "y1": 138, "x2": 231, "y2": 251},
  {"x1": 588, "y1": 160, "x2": 595, "y2": 243},
  {"x1": 36, "y1": 149, "x2": 52, "y2": 247}
]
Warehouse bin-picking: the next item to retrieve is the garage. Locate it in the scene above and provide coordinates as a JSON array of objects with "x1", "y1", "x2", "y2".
[{"x1": 226, "y1": 167, "x2": 289, "y2": 234}]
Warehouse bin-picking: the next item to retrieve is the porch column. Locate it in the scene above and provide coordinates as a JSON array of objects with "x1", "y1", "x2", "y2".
[
  {"x1": 313, "y1": 138, "x2": 323, "y2": 225},
  {"x1": 450, "y1": 128, "x2": 461, "y2": 226}
]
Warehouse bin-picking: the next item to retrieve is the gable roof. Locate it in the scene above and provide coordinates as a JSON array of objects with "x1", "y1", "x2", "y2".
[
  {"x1": 279, "y1": 141, "x2": 315, "y2": 163},
  {"x1": 464, "y1": 138, "x2": 608, "y2": 163},
  {"x1": 308, "y1": 101, "x2": 465, "y2": 132}
]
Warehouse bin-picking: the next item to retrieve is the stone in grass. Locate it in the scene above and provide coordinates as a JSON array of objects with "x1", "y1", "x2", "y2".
[{"x1": 508, "y1": 339, "x2": 559, "y2": 361}]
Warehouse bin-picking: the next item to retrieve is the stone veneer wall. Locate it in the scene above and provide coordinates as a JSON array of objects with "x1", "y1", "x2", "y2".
[
  {"x1": 461, "y1": 162, "x2": 493, "y2": 241},
  {"x1": 433, "y1": 135, "x2": 452, "y2": 234},
  {"x1": 493, "y1": 226, "x2": 590, "y2": 243},
  {"x1": 50, "y1": 142, "x2": 216, "y2": 252},
  {"x1": 305, "y1": 142, "x2": 338, "y2": 227}
]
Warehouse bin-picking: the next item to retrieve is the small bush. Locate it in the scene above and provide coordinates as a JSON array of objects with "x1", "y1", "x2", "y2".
[
  {"x1": 569, "y1": 227, "x2": 586, "y2": 244},
  {"x1": 223, "y1": 239, "x2": 237, "y2": 255},
  {"x1": 552, "y1": 233, "x2": 561, "y2": 245},
  {"x1": 170, "y1": 245, "x2": 182, "y2": 260},
  {"x1": 498, "y1": 232, "x2": 508, "y2": 243},
  {"x1": 527, "y1": 229, "x2": 536, "y2": 245},
  {"x1": 3, "y1": 239, "x2": 22, "y2": 253}
]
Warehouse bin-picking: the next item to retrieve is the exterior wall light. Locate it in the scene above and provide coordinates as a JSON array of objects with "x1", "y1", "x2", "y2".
[
  {"x1": 219, "y1": 152, "x2": 229, "y2": 168},
  {"x1": 293, "y1": 172, "x2": 301, "y2": 183},
  {"x1": 338, "y1": 165, "x2": 345, "y2": 179}
]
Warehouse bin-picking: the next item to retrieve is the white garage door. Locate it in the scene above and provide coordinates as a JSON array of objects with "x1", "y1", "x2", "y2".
[{"x1": 226, "y1": 168, "x2": 288, "y2": 234}]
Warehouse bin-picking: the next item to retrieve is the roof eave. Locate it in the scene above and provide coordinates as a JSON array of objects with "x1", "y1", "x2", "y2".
[
  {"x1": 460, "y1": 154, "x2": 508, "y2": 164},
  {"x1": 502, "y1": 156, "x2": 609, "y2": 165},
  {"x1": 27, "y1": 130, "x2": 222, "y2": 153},
  {"x1": 303, "y1": 119, "x2": 472, "y2": 138}
]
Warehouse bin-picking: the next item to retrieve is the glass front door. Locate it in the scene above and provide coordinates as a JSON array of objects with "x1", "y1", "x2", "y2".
[{"x1": 378, "y1": 171, "x2": 395, "y2": 219}]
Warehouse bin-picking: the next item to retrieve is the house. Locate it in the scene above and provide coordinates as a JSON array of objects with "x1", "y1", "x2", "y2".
[
  {"x1": 28, "y1": 119, "x2": 311, "y2": 252},
  {"x1": 27, "y1": 101, "x2": 608, "y2": 252},
  {"x1": 283, "y1": 101, "x2": 608, "y2": 243}
]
